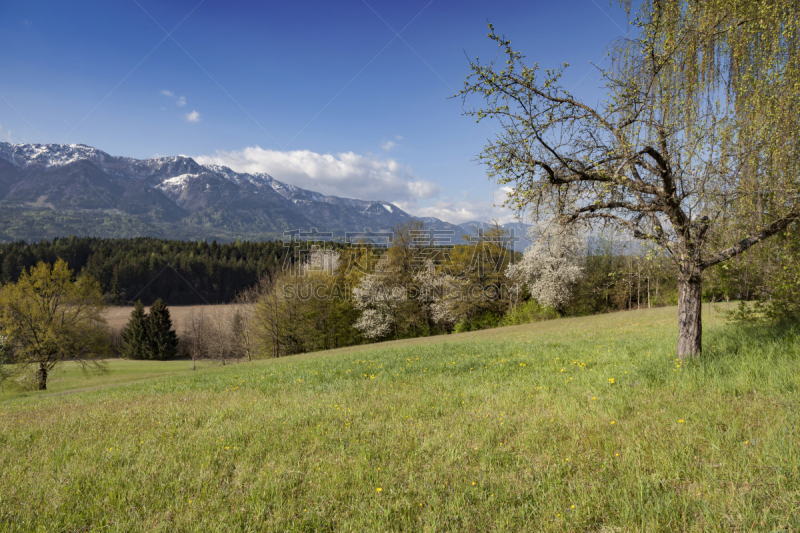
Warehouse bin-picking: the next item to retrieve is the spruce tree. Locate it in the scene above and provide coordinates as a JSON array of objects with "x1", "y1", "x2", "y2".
[
  {"x1": 120, "y1": 301, "x2": 149, "y2": 360},
  {"x1": 147, "y1": 299, "x2": 178, "y2": 360}
]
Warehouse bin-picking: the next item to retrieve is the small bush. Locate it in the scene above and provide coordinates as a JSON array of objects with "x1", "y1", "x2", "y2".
[
  {"x1": 453, "y1": 320, "x2": 470, "y2": 333},
  {"x1": 724, "y1": 301, "x2": 768, "y2": 324},
  {"x1": 455, "y1": 311, "x2": 503, "y2": 332},
  {"x1": 500, "y1": 300, "x2": 558, "y2": 326}
]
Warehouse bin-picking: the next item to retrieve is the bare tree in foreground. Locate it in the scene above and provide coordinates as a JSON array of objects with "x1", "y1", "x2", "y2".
[{"x1": 460, "y1": 2, "x2": 800, "y2": 358}]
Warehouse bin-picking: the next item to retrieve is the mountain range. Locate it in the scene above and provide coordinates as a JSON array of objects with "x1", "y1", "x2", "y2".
[{"x1": 0, "y1": 142, "x2": 530, "y2": 248}]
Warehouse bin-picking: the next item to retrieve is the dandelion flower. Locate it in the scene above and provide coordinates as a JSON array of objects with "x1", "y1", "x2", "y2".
[{"x1": 376, "y1": 488, "x2": 382, "y2": 492}]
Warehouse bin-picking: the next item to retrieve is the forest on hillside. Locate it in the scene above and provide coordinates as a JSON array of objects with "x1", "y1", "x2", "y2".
[
  {"x1": 0, "y1": 219, "x2": 794, "y2": 314},
  {"x1": 0, "y1": 237, "x2": 296, "y2": 305}
]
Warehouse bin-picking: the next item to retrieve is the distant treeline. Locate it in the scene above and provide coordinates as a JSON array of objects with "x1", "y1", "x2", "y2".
[
  {"x1": 0, "y1": 234, "x2": 680, "y2": 310},
  {"x1": 1, "y1": 226, "x2": 790, "y2": 313},
  {"x1": 0, "y1": 237, "x2": 302, "y2": 305}
]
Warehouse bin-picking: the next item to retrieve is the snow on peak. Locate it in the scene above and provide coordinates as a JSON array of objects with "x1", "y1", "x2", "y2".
[
  {"x1": 0, "y1": 142, "x2": 109, "y2": 169},
  {"x1": 200, "y1": 164, "x2": 276, "y2": 188},
  {"x1": 157, "y1": 173, "x2": 199, "y2": 193},
  {"x1": 383, "y1": 203, "x2": 394, "y2": 213}
]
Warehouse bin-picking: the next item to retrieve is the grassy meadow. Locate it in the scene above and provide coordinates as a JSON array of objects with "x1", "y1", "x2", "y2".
[{"x1": 1, "y1": 303, "x2": 799, "y2": 532}]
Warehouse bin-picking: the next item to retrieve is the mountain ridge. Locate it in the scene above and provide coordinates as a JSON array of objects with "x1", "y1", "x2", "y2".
[
  {"x1": 0, "y1": 142, "x2": 528, "y2": 247},
  {"x1": 0, "y1": 142, "x2": 447, "y2": 242}
]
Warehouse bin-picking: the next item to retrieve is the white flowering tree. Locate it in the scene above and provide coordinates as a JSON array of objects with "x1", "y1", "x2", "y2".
[
  {"x1": 506, "y1": 223, "x2": 586, "y2": 315},
  {"x1": 414, "y1": 258, "x2": 465, "y2": 329},
  {"x1": 352, "y1": 254, "x2": 406, "y2": 339}
]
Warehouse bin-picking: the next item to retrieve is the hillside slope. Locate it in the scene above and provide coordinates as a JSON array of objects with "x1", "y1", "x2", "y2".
[{"x1": 2, "y1": 304, "x2": 798, "y2": 531}]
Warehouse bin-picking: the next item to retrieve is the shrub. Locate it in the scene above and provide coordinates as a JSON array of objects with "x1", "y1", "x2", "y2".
[{"x1": 500, "y1": 300, "x2": 559, "y2": 326}]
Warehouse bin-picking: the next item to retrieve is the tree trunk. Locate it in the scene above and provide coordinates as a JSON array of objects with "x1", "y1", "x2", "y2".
[
  {"x1": 36, "y1": 364, "x2": 47, "y2": 390},
  {"x1": 655, "y1": 276, "x2": 660, "y2": 306},
  {"x1": 637, "y1": 266, "x2": 641, "y2": 310},
  {"x1": 677, "y1": 273, "x2": 703, "y2": 359}
]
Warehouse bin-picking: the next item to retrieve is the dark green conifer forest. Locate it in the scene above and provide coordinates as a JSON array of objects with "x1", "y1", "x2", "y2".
[{"x1": 0, "y1": 237, "x2": 297, "y2": 305}]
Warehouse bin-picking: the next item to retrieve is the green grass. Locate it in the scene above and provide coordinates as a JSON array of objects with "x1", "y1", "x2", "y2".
[
  {"x1": 0, "y1": 359, "x2": 195, "y2": 401},
  {"x1": 1, "y1": 304, "x2": 799, "y2": 532}
]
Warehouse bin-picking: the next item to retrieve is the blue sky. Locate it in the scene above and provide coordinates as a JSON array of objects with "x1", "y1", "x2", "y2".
[{"x1": 0, "y1": 0, "x2": 630, "y2": 224}]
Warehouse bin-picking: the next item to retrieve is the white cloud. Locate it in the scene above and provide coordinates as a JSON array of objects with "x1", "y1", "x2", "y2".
[
  {"x1": 0, "y1": 124, "x2": 11, "y2": 143},
  {"x1": 399, "y1": 187, "x2": 518, "y2": 225},
  {"x1": 381, "y1": 135, "x2": 405, "y2": 152},
  {"x1": 406, "y1": 201, "x2": 486, "y2": 225},
  {"x1": 195, "y1": 146, "x2": 441, "y2": 204},
  {"x1": 185, "y1": 110, "x2": 201, "y2": 123},
  {"x1": 494, "y1": 186, "x2": 515, "y2": 207},
  {"x1": 161, "y1": 90, "x2": 188, "y2": 108}
]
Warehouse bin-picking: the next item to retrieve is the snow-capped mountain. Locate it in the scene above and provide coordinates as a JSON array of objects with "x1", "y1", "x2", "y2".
[
  {"x1": 0, "y1": 142, "x2": 462, "y2": 243},
  {"x1": 0, "y1": 142, "x2": 120, "y2": 170}
]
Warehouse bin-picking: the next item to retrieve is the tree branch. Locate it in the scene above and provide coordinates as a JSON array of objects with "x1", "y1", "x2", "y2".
[{"x1": 700, "y1": 208, "x2": 800, "y2": 269}]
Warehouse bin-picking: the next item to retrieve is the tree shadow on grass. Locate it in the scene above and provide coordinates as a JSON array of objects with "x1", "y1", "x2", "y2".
[
  {"x1": 685, "y1": 321, "x2": 800, "y2": 395},
  {"x1": 636, "y1": 321, "x2": 800, "y2": 392},
  {"x1": 703, "y1": 320, "x2": 800, "y2": 363}
]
